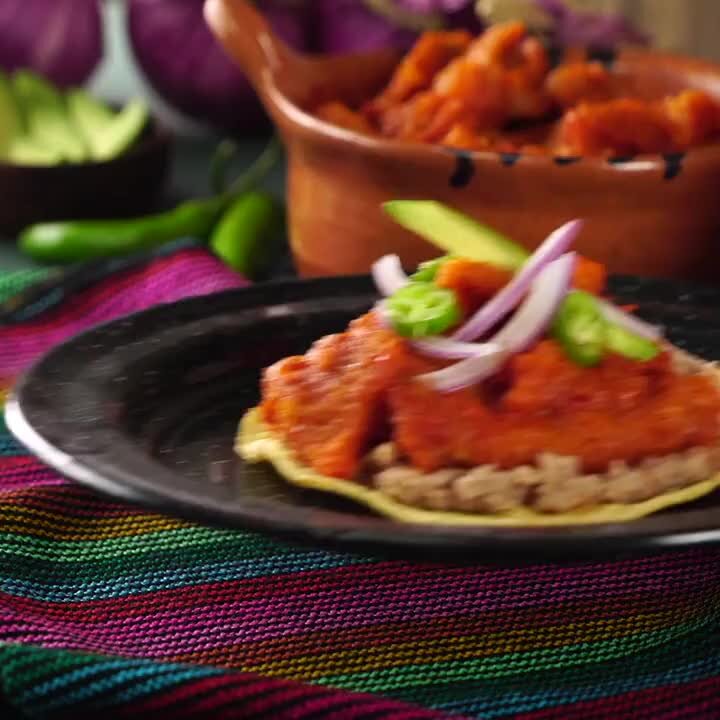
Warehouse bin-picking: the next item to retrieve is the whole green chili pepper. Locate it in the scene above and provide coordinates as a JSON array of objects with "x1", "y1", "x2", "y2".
[
  {"x1": 210, "y1": 139, "x2": 241, "y2": 194},
  {"x1": 19, "y1": 137, "x2": 282, "y2": 264},
  {"x1": 19, "y1": 197, "x2": 226, "y2": 264},
  {"x1": 210, "y1": 191, "x2": 284, "y2": 279}
]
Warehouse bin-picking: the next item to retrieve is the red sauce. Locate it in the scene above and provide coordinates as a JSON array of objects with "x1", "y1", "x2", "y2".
[
  {"x1": 436, "y1": 257, "x2": 606, "y2": 316},
  {"x1": 391, "y1": 341, "x2": 720, "y2": 474},
  {"x1": 261, "y1": 313, "x2": 720, "y2": 479},
  {"x1": 314, "y1": 22, "x2": 720, "y2": 157},
  {"x1": 261, "y1": 313, "x2": 406, "y2": 478}
]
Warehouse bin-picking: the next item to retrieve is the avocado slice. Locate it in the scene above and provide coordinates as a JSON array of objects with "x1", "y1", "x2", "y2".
[
  {"x1": 12, "y1": 70, "x2": 87, "y2": 164},
  {"x1": 383, "y1": 200, "x2": 529, "y2": 270},
  {"x1": 67, "y1": 89, "x2": 115, "y2": 160},
  {"x1": 0, "y1": 71, "x2": 22, "y2": 160},
  {"x1": 91, "y1": 98, "x2": 149, "y2": 162},
  {"x1": 7, "y1": 137, "x2": 64, "y2": 166}
]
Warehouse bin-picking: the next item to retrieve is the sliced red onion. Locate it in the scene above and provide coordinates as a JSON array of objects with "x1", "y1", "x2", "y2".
[
  {"x1": 374, "y1": 300, "x2": 392, "y2": 327},
  {"x1": 418, "y1": 253, "x2": 576, "y2": 392},
  {"x1": 598, "y1": 299, "x2": 663, "y2": 341},
  {"x1": 372, "y1": 254, "x2": 409, "y2": 297},
  {"x1": 417, "y1": 343, "x2": 506, "y2": 393},
  {"x1": 493, "y1": 252, "x2": 577, "y2": 353},
  {"x1": 411, "y1": 337, "x2": 496, "y2": 359},
  {"x1": 452, "y1": 219, "x2": 584, "y2": 342}
]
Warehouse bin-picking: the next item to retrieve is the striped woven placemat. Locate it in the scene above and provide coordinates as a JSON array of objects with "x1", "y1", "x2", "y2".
[{"x1": 1, "y1": 249, "x2": 719, "y2": 719}]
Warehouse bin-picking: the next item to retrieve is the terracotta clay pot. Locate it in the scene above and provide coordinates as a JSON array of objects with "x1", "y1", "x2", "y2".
[{"x1": 205, "y1": 0, "x2": 720, "y2": 281}]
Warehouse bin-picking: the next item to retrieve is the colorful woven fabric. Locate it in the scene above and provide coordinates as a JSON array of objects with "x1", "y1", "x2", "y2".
[{"x1": 1, "y1": 249, "x2": 719, "y2": 720}]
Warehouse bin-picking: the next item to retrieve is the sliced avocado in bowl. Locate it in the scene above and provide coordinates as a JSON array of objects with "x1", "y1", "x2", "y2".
[
  {"x1": 13, "y1": 70, "x2": 88, "y2": 164},
  {"x1": 0, "y1": 71, "x2": 22, "y2": 159},
  {"x1": 77, "y1": 96, "x2": 149, "y2": 162},
  {"x1": 6, "y1": 137, "x2": 64, "y2": 166},
  {"x1": 1, "y1": 71, "x2": 151, "y2": 167},
  {"x1": 0, "y1": 70, "x2": 62, "y2": 166},
  {"x1": 67, "y1": 88, "x2": 114, "y2": 156}
]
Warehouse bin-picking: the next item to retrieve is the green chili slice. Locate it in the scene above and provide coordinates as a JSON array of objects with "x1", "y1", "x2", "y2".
[
  {"x1": 386, "y1": 282, "x2": 461, "y2": 338},
  {"x1": 552, "y1": 290, "x2": 607, "y2": 367},
  {"x1": 606, "y1": 323, "x2": 660, "y2": 361},
  {"x1": 410, "y1": 255, "x2": 453, "y2": 282}
]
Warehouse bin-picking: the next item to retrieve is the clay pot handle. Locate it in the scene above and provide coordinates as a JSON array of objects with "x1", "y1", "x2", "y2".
[{"x1": 204, "y1": 0, "x2": 295, "y2": 98}]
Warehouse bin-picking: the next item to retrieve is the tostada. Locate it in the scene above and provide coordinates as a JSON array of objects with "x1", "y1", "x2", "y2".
[{"x1": 238, "y1": 203, "x2": 720, "y2": 526}]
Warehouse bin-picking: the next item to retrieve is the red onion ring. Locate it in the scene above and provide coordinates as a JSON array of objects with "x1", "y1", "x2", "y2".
[
  {"x1": 492, "y1": 252, "x2": 577, "y2": 353},
  {"x1": 452, "y1": 220, "x2": 583, "y2": 342},
  {"x1": 416, "y1": 343, "x2": 506, "y2": 393},
  {"x1": 418, "y1": 253, "x2": 576, "y2": 391},
  {"x1": 372, "y1": 254, "x2": 409, "y2": 297}
]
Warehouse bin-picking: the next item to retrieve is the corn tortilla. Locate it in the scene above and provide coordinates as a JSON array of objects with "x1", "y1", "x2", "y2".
[{"x1": 237, "y1": 407, "x2": 720, "y2": 527}]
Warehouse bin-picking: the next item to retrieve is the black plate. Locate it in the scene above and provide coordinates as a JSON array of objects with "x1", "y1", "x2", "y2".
[{"x1": 7, "y1": 275, "x2": 720, "y2": 563}]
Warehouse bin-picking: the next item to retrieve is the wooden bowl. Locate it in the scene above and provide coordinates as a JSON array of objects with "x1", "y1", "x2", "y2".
[
  {"x1": 206, "y1": 0, "x2": 720, "y2": 281},
  {"x1": 0, "y1": 120, "x2": 172, "y2": 239}
]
